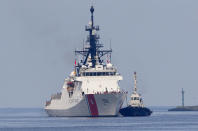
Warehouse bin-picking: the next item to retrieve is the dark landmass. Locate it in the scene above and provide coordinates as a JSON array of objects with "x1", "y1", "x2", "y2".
[{"x1": 168, "y1": 106, "x2": 198, "y2": 111}]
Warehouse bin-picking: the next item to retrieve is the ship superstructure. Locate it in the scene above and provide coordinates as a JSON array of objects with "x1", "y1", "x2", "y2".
[{"x1": 45, "y1": 6, "x2": 127, "y2": 117}]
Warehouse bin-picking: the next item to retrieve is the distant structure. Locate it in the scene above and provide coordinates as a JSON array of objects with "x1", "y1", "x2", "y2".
[
  {"x1": 168, "y1": 88, "x2": 198, "y2": 111},
  {"x1": 182, "y1": 88, "x2": 184, "y2": 107}
]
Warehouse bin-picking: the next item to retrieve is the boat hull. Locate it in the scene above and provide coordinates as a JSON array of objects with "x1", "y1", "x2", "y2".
[
  {"x1": 119, "y1": 106, "x2": 152, "y2": 117},
  {"x1": 45, "y1": 93, "x2": 126, "y2": 117}
]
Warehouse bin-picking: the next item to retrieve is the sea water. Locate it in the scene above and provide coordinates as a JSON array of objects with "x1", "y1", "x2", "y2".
[{"x1": 0, "y1": 107, "x2": 198, "y2": 131}]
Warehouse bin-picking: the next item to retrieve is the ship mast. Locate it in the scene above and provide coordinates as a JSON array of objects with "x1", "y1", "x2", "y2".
[
  {"x1": 134, "y1": 72, "x2": 137, "y2": 92},
  {"x1": 88, "y1": 6, "x2": 96, "y2": 67},
  {"x1": 75, "y1": 6, "x2": 112, "y2": 68}
]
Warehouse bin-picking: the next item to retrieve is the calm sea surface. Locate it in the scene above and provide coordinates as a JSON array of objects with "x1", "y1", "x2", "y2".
[{"x1": 0, "y1": 107, "x2": 198, "y2": 131}]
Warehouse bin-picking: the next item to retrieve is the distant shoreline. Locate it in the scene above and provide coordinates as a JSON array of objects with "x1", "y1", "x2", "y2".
[{"x1": 168, "y1": 106, "x2": 198, "y2": 111}]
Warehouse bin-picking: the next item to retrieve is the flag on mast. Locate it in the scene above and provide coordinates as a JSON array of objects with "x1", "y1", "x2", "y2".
[{"x1": 74, "y1": 59, "x2": 76, "y2": 75}]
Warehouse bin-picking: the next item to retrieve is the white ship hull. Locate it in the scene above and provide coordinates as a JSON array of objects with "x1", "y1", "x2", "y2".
[{"x1": 45, "y1": 93, "x2": 126, "y2": 117}]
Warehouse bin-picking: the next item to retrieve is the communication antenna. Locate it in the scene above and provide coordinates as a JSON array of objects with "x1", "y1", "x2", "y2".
[{"x1": 91, "y1": 0, "x2": 94, "y2": 6}]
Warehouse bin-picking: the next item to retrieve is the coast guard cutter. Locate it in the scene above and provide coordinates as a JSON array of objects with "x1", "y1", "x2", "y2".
[{"x1": 45, "y1": 6, "x2": 127, "y2": 117}]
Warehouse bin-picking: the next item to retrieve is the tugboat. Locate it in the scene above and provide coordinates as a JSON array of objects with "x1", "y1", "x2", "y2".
[{"x1": 119, "y1": 72, "x2": 152, "y2": 116}]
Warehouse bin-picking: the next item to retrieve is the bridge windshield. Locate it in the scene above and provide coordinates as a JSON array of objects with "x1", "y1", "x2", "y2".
[{"x1": 82, "y1": 72, "x2": 116, "y2": 76}]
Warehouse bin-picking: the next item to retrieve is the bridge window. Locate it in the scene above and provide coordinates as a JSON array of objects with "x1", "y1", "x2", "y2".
[
  {"x1": 83, "y1": 72, "x2": 116, "y2": 76},
  {"x1": 133, "y1": 97, "x2": 139, "y2": 100},
  {"x1": 97, "y1": 72, "x2": 101, "y2": 76},
  {"x1": 110, "y1": 72, "x2": 114, "y2": 75}
]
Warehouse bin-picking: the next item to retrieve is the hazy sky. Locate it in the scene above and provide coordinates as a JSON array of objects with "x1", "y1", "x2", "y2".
[{"x1": 0, "y1": 0, "x2": 198, "y2": 107}]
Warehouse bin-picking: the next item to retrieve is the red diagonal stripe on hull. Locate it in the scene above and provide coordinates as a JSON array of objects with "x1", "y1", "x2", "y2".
[{"x1": 87, "y1": 94, "x2": 99, "y2": 116}]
